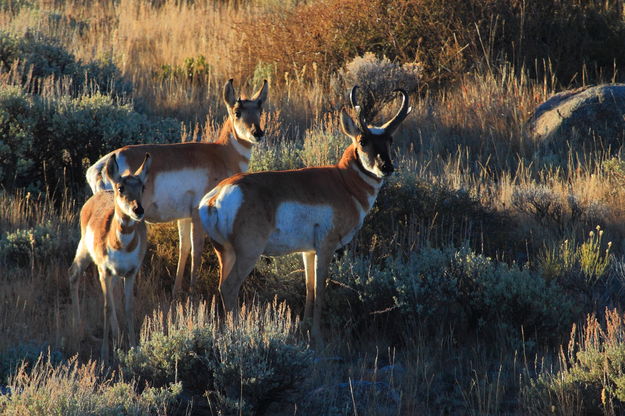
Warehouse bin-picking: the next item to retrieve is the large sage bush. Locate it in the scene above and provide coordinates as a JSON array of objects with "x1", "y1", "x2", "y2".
[
  {"x1": 119, "y1": 301, "x2": 313, "y2": 416},
  {"x1": 0, "y1": 85, "x2": 180, "y2": 191},
  {"x1": 326, "y1": 246, "x2": 577, "y2": 342}
]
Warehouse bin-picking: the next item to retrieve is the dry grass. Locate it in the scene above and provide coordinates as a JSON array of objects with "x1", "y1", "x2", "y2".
[{"x1": 2, "y1": 0, "x2": 625, "y2": 414}]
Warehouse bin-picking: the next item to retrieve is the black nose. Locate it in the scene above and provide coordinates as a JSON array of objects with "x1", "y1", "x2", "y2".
[
  {"x1": 252, "y1": 127, "x2": 264, "y2": 138},
  {"x1": 134, "y1": 206, "x2": 144, "y2": 216},
  {"x1": 382, "y1": 163, "x2": 395, "y2": 176}
]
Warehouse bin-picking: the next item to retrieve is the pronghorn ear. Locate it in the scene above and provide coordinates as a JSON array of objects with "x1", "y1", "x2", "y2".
[
  {"x1": 251, "y1": 79, "x2": 268, "y2": 107},
  {"x1": 340, "y1": 108, "x2": 361, "y2": 142},
  {"x1": 223, "y1": 78, "x2": 237, "y2": 109},
  {"x1": 135, "y1": 153, "x2": 152, "y2": 183},
  {"x1": 104, "y1": 154, "x2": 122, "y2": 184}
]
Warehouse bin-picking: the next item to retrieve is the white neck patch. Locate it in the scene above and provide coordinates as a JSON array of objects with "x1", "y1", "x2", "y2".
[
  {"x1": 352, "y1": 158, "x2": 384, "y2": 188},
  {"x1": 114, "y1": 212, "x2": 137, "y2": 246},
  {"x1": 229, "y1": 133, "x2": 252, "y2": 161},
  {"x1": 356, "y1": 148, "x2": 385, "y2": 179}
]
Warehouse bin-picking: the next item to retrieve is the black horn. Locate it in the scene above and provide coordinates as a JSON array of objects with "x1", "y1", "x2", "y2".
[
  {"x1": 380, "y1": 89, "x2": 411, "y2": 135},
  {"x1": 349, "y1": 85, "x2": 371, "y2": 135}
]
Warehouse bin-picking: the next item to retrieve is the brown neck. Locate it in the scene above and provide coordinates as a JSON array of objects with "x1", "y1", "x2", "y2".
[
  {"x1": 215, "y1": 118, "x2": 254, "y2": 150},
  {"x1": 337, "y1": 144, "x2": 383, "y2": 183},
  {"x1": 336, "y1": 144, "x2": 383, "y2": 209}
]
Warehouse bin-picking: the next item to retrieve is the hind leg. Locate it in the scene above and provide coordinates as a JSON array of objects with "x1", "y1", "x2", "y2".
[
  {"x1": 189, "y1": 212, "x2": 206, "y2": 293},
  {"x1": 217, "y1": 242, "x2": 263, "y2": 319},
  {"x1": 68, "y1": 239, "x2": 91, "y2": 337}
]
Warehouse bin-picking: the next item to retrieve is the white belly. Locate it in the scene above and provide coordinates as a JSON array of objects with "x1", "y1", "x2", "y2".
[
  {"x1": 145, "y1": 169, "x2": 210, "y2": 222},
  {"x1": 264, "y1": 202, "x2": 334, "y2": 256}
]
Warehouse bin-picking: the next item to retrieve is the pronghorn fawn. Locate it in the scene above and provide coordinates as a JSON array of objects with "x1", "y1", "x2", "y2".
[
  {"x1": 198, "y1": 86, "x2": 411, "y2": 344},
  {"x1": 70, "y1": 153, "x2": 151, "y2": 360},
  {"x1": 86, "y1": 79, "x2": 268, "y2": 295}
]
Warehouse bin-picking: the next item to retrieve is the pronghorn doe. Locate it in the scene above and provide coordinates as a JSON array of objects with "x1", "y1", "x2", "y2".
[
  {"x1": 85, "y1": 79, "x2": 268, "y2": 295},
  {"x1": 198, "y1": 87, "x2": 411, "y2": 343},
  {"x1": 70, "y1": 153, "x2": 151, "y2": 359}
]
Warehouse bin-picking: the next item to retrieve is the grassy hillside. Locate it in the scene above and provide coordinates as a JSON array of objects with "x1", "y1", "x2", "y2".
[{"x1": 2, "y1": 0, "x2": 625, "y2": 414}]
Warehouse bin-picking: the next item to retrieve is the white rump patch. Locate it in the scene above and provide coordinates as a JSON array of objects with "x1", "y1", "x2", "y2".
[
  {"x1": 199, "y1": 184, "x2": 243, "y2": 245},
  {"x1": 264, "y1": 202, "x2": 334, "y2": 256}
]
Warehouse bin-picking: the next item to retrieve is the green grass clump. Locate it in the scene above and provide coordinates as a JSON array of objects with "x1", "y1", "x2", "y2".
[{"x1": 540, "y1": 225, "x2": 612, "y2": 286}]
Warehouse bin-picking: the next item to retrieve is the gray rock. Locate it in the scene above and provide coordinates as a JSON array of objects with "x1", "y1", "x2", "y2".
[{"x1": 527, "y1": 84, "x2": 625, "y2": 161}]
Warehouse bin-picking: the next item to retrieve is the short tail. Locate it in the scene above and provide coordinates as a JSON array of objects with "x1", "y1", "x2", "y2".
[{"x1": 198, "y1": 187, "x2": 226, "y2": 245}]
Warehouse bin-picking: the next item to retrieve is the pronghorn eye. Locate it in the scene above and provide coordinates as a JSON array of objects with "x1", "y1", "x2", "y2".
[
  {"x1": 235, "y1": 110, "x2": 241, "y2": 118},
  {"x1": 118, "y1": 186, "x2": 124, "y2": 193}
]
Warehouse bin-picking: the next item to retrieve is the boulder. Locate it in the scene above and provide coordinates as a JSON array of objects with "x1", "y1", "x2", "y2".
[{"x1": 527, "y1": 84, "x2": 625, "y2": 161}]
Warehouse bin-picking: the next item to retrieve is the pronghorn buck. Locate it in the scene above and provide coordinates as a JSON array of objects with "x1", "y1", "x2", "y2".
[
  {"x1": 86, "y1": 79, "x2": 268, "y2": 295},
  {"x1": 198, "y1": 86, "x2": 411, "y2": 343},
  {"x1": 69, "y1": 153, "x2": 151, "y2": 359}
]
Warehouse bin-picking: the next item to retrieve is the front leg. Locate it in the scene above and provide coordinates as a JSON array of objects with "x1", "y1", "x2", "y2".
[
  {"x1": 98, "y1": 267, "x2": 118, "y2": 361},
  {"x1": 302, "y1": 251, "x2": 316, "y2": 322},
  {"x1": 124, "y1": 270, "x2": 138, "y2": 347}
]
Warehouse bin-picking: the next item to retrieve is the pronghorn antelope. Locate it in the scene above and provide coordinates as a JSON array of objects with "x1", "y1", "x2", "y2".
[
  {"x1": 198, "y1": 86, "x2": 411, "y2": 343},
  {"x1": 69, "y1": 153, "x2": 151, "y2": 359},
  {"x1": 85, "y1": 79, "x2": 268, "y2": 295}
]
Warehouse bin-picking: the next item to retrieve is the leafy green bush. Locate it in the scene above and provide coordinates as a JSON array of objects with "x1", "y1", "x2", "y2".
[
  {"x1": 0, "y1": 85, "x2": 180, "y2": 191},
  {"x1": 119, "y1": 301, "x2": 313, "y2": 415},
  {"x1": 326, "y1": 246, "x2": 577, "y2": 342},
  {"x1": 0, "y1": 355, "x2": 180, "y2": 415}
]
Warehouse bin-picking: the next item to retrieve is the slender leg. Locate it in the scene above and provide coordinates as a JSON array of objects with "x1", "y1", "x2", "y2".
[
  {"x1": 189, "y1": 213, "x2": 206, "y2": 292},
  {"x1": 173, "y1": 219, "x2": 192, "y2": 296},
  {"x1": 302, "y1": 251, "x2": 316, "y2": 322},
  {"x1": 69, "y1": 239, "x2": 91, "y2": 338},
  {"x1": 124, "y1": 271, "x2": 137, "y2": 347},
  {"x1": 218, "y1": 245, "x2": 262, "y2": 318},
  {"x1": 311, "y1": 252, "x2": 331, "y2": 347},
  {"x1": 98, "y1": 267, "x2": 114, "y2": 360}
]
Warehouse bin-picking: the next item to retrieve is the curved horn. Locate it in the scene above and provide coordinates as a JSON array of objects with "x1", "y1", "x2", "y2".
[
  {"x1": 380, "y1": 89, "x2": 411, "y2": 135},
  {"x1": 349, "y1": 85, "x2": 359, "y2": 108},
  {"x1": 349, "y1": 85, "x2": 370, "y2": 135}
]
